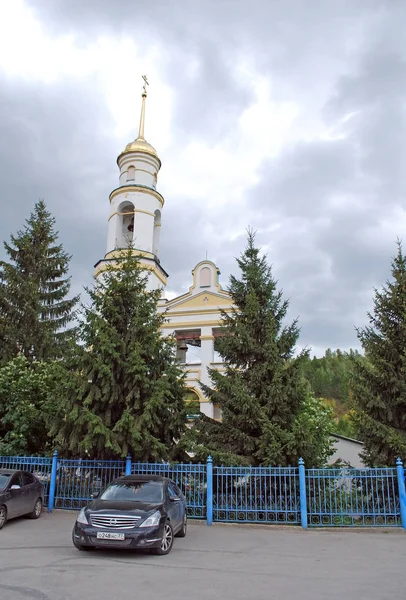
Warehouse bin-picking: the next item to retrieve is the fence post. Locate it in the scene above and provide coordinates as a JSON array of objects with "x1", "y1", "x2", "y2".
[
  {"x1": 396, "y1": 458, "x2": 406, "y2": 531},
  {"x1": 298, "y1": 457, "x2": 308, "y2": 529},
  {"x1": 206, "y1": 456, "x2": 213, "y2": 526},
  {"x1": 125, "y1": 454, "x2": 132, "y2": 476},
  {"x1": 48, "y1": 450, "x2": 58, "y2": 513}
]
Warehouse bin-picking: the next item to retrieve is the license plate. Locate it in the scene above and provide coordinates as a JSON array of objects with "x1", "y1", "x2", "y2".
[{"x1": 96, "y1": 532, "x2": 125, "y2": 540}]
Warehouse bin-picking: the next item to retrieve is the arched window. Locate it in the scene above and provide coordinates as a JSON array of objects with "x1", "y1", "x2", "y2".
[
  {"x1": 115, "y1": 201, "x2": 135, "y2": 248},
  {"x1": 127, "y1": 166, "x2": 135, "y2": 181},
  {"x1": 184, "y1": 389, "x2": 202, "y2": 420},
  {"x1": 122, "y1": 208, "x2": 134, "y2": 236},
  {"x1": 200, "y1": 267, "x2": 211, "y2": 287}
]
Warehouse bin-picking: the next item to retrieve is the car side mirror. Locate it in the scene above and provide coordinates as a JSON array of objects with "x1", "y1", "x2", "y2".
[
  {"x1": 170, "y1": 496, "x2": 181, "y2": 502},
  {"x1": 91, "y1": 491, "x2": 100, "y2": 499},
  {"x1": 10, "y1": 485, "x2": 21, "y2": 490}
]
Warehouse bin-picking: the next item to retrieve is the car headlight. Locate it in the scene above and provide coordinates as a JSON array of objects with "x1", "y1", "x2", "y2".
[
  {"x1": 76, "y1": 508, "x2": 88, "y2": 524},
  {"x1": 139, "y1": 510, "x2": 161, "y2": 528}
]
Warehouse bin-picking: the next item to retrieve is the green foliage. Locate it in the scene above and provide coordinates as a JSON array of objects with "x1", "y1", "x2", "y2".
[
  {"x1": 190, "y1": 230, "x2": 333, "y2": 467},
  {"x1": 302, "y1": 349, "x2": 364, "y2": 439},
  {"x1": 302, "y1": 348, "x2": 360, "y2": 404},
  {"x1": 51, "y1": 249, "x2": 187, "y2": 460},
  {"x1": 333, "y1": 411, "x2": 358, "y2": 439},
  {"x1": 0, "y1": 199, "x2": 78, "y2": 364},
  {"x1": 352, "y1": 241, "x2": 406, "y2": 466},
  {"x1": 0, "y1": 356, "x2": 61, "y2": 455},
  {"x1": 290, "y1": 394, "x2": 335, "y2": 467}
]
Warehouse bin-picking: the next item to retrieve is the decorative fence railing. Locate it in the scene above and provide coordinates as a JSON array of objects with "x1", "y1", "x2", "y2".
[
  {"x1": 131, "y1": 462, "x2": 207, "y2": 519},
  {"x1": 213, "y1": 465, "x2": 301, "y2": 524},
  {"x1": 54, "y1": 459, "x2": 127, "y2": 510},
  {"x1": 1, "y1": 453, "x2": 406, "y2": 530},
  {"x1": 306, "y1": 467, "x2": 401, "y2": 527}
]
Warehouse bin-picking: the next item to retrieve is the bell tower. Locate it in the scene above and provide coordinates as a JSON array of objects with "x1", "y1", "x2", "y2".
[{"x1": 94, "y1": 76, "x2": 168, "y2": 291}]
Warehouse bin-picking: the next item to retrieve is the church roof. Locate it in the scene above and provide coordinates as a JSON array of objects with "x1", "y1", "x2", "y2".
[{"x1": 122, "y1": 136, "x2": 158, "y2": 158}]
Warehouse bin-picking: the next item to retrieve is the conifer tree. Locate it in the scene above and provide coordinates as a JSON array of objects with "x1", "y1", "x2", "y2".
[
  {"x1": 0, "y1": 200, "x2": 78, "y2": 363},
  {"x1": 190, "y1": 231, "x2": 333, "y2": 466},
  {"x1": 51, "y1": 249, "x2": 187, "y2": 460},
  {"x1": 352, "y1": 241, "x2": 406, "y2": 466}
]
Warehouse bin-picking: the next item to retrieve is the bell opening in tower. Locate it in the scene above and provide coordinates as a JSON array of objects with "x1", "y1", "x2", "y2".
[
  {"x1": 175, "y1": 329, "x2": 202, "y2": 365},
  {"x1": 114, "y1": 202, "x2": 135, "y2": 249}
]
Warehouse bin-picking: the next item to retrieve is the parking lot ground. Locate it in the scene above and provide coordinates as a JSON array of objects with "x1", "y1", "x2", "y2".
[{"x1": 1, "y1": 510, "x2": 406, "y2": 600}]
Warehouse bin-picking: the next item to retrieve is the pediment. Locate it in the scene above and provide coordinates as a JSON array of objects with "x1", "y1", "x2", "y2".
[{"x1": 165, "y1": 290, "x2": 233, "y2": 312}]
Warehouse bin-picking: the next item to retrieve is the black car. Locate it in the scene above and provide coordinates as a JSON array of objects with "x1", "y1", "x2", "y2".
[
  {"x1": 0, "y1": 469, "x2": 44, "y2": 529},
  {"x1": 72, "y1": 474, "x2": 187, "y2": 555}
]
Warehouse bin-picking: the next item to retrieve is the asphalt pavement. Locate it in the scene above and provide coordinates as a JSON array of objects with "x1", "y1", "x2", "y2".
[{"x1": 0, "y1": 510, "x2": 405, "y2": 600}]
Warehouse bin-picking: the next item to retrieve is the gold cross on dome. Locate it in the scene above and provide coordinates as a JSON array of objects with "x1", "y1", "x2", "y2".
[{"x1": 142, "y1": 75, "x2": 149, "y2": 94}]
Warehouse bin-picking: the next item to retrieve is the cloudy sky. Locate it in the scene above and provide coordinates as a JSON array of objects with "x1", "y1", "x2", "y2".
[{"x1": 0, "y1": 0, "x2": 405, "y2": 357}]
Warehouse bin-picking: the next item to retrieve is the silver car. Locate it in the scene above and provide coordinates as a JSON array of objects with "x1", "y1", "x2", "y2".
[{"x1": 0, "y1": 469, "x2": 44, "y2": 529}]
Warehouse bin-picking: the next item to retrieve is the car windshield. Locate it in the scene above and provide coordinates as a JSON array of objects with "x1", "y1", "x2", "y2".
[
  {"x1": 100, "y1": 480, "x2": 164, "y2": 503},
  {"x1": 0, "y1": 474, "x2": 11, "y2": 490}
]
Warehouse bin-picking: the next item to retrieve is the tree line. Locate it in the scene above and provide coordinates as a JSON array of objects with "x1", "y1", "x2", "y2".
[
  {"x1": 0, "y1": 200, "x2": 405, "y2": 467},
  {"x1": 302, "y1": 349, "x2": 360, "y2": 438}
]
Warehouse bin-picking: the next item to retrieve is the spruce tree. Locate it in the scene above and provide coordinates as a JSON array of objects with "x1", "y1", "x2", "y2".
[
  {"x1": 191, "y1": 231, "x2": 332, "y2": 466},
  {"x1": 352, "y1": 241, "x2": 406, "y2": 466},
  {"x1": 51, "y1": 249, "x2": 187, "y2": 460},
  {"x1": 0, "y1": 200, "x2": 78, "y2": 363}
]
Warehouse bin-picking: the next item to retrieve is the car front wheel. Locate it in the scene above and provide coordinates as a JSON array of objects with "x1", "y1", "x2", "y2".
[
  {"x1": 28, "y1": 498, "x2": 43, "y2": 519},
  {"x1": 0, "y1": 506, "x2": 7, "y2": 530},
  {"x1": 152, "y1": 521, "x2": 174, "y2": 555},
  {"x1": 73, "y1": 536, "x2": 93, "y2": 551}
]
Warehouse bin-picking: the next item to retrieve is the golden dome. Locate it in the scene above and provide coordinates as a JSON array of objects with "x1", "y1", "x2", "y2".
[{"x1": 123, "y1": 136, "x2": 158, "y2": 158}]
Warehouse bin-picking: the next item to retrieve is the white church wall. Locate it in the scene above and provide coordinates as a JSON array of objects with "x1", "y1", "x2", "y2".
[
  {"x1": 152, "y1": 210, "x2": 161, "y2": 256},
  {"x1": 106, "y1": 213, "x2": 120, "y2": 254},
  {"x1": 200, "y1": 403, "x2": 214, "y2": 418},
  {"x1": 128, "y1": 191, "x2": 161, "y2": 215},
  {"x1": 144, "y1": 269, "x2": 165, "y2": 292},
  {"x1": 132, "y1": 210, "x2": 154, "y2": 253},
  {"x1": 200, "y1": 330, "x2": 214, "y2": 387}
]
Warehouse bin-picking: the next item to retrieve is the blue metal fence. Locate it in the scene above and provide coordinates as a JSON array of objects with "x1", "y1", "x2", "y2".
[
  {"x1": 306, "y1": 467, "x2": 401, "y2": 527},
  {"x1": 2, "y1": 453, "x2": 406, "y2": 530},
  {"x1": 53, "y1": 458, "x2": 126, "y2": 510},
  {"x1": 213, "y1": 465, "x2": 300, "y2": 524},
  {"x1": 131, "y1": 461, "x2": 207, "y2": 519}
]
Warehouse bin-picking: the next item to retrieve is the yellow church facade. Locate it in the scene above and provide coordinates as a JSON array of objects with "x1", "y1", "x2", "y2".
[{"x1": 158, "y1": 260, "x2": 232, "y2": 419}]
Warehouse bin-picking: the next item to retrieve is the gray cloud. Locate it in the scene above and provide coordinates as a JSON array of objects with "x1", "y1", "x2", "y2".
[
  {"x1": 0, "y1": 75, "x2": 115, "y2": 301},
  {"x1": 28, "y1": 0, "x2": 385, "y2": 144},
  {"x1": 1, "y1": 0, "x2": 406, "y2": 357},
  {"x1": 252, "y1": 138, "x2": 358, "y2": 219},
  {"x1": 242, "y1": 6, "x2": 406, "y2": 353}
]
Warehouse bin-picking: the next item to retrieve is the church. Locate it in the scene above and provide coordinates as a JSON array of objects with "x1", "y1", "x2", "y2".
[{"x1": 94, "y1": 78, "x2": 232, "y2": 420}]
